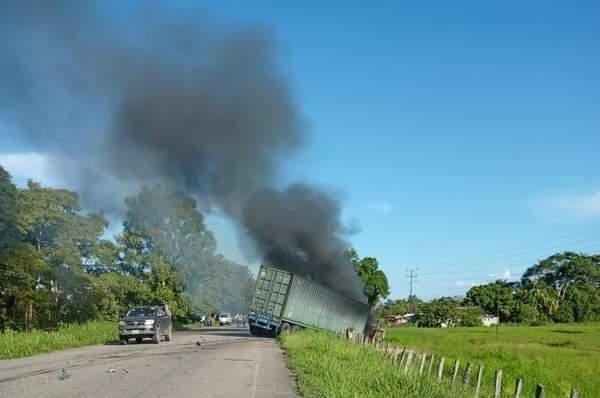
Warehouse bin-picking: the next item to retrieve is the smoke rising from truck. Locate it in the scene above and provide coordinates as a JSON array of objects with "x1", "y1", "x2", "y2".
[{"x1": 0, "y1": 2, "x2": 364, "y2": 300}]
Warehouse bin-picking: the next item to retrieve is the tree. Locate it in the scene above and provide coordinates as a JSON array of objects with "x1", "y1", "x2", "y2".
[
  {"x1": 522, "y1": 252, "x2": 600, "y2": 300},
  {"x1": 465, "y1": 280, "x2": 515, "y2": 321},
  {"x1": 0, "y1": 166, "x2": 17, "y2": 246},
  {"x1": 379, "y1": 299, "x2": 410, "y2": 318},
  {"x1": 458, "y1": 307, "x2": 483, "y2": 327},
  {"x1": 120, "y1": 185, "x2": 254, "y2": 316},
  {"x1": 416, "y1": 297, "x2": 460, "y2": 327},
  {"x1": 346, "y1": 248, "x2": 389, "y2": 306},
  {"x1": 0, "y1": 242, "x2": 47, "y2": 330}
]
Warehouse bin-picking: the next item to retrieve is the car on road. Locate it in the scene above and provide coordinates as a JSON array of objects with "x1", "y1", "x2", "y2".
[
  {"x1": 119, "y1": 306, "x2": 173, "y2": 344},
  {"x1": 218, "y1": 312, "x2": 233, "y2": 326}
]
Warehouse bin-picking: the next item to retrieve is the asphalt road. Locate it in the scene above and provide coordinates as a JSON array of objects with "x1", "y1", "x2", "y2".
[{"x1": 0, "y1": 327, "x2": 297, "y2": 398}]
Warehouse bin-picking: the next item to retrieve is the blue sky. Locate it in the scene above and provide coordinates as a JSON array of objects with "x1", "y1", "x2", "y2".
[{"x1": 1, "y1": 1, "x2": 599, "y2": 299}]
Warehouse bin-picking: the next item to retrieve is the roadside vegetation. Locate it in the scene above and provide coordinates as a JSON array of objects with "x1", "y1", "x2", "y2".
[
  {"x1": 386, "y1": 323, "x2": 600, "y2": 397},
  {"x1": 281, "y1": 330, "x2": 472, "y2": 398},
  {"x1": 0, "y1": 321, "x2": 117, "y2": 359},
  {"x1": 0, "y1": 166, "x2": 254, "y2": 335},
  {"x1": 381, "y1": 252, "x2": 600, "y2": 328}
]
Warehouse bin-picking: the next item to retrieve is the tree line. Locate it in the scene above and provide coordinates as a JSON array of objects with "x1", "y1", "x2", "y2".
[
  {"x1": 0, "y1": 165, "x2": 254, "y2": 332},
  {"x1": 380, "y1": 251, "x2": 600, "y2": 327}
]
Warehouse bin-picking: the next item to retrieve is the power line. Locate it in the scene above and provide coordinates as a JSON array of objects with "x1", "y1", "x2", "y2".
[
  {"x1": 418, "y1": 231, "x2": 600, "y2": 273},
  {"x1": 417, "y1": 238, "x2": 600, "y2": 278}
]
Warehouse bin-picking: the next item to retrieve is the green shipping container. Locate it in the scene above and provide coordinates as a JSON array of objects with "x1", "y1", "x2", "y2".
[{"x1": 248, "y1": 265, "x2": 369, "y2": 335}]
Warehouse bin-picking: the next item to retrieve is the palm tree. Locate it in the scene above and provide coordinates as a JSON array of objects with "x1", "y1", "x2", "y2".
[{"x1": 528, "y1": 280, "x2": 559, "y2": 316}]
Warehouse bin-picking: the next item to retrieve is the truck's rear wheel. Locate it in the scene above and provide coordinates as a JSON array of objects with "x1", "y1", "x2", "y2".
[
  {"x1": 165, "y1": 326, "x2": 173, "y2": 342},
  {"x1": 291, "y1": 325, "x2": 302, "y2": 333},
  {"x1": 280, "y1": 322, "x2": 291, "y2": 334},
  {"x1": 153, "y1": 327, "x2": 161, "y2": 344}
]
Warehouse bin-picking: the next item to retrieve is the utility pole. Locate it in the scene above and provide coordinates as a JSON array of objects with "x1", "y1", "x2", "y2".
[
  {"x1": 407, "y1": 268, "x2": 418, "y2": 312},
  {"x1": 495, "y1": 282, "x2": 500, "y2": 341}
]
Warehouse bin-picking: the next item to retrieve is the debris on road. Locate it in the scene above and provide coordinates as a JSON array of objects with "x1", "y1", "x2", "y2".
[
  {"x1": 59, "y1": 368, "x2": 70, "y2": 380},
  {"x1": 107, "y1": 368, "x2": 116, "y2": 373},
  {"x1": 195, "y1": 341, "x2": 202, "y2": 346},
  {"x1": 123, "y1": 368, "x2": 129, "y2": 374}
]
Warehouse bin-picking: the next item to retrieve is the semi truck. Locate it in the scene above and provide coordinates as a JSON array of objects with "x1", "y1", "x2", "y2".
[{"x1": 248, "y1": 265, "x2": 370, "y2": 336}]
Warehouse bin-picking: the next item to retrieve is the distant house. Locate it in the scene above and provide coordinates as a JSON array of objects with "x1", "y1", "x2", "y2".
[
  {"x1": 386, "y1": 313, "x2": 416, "y2": 326},
  {"x1": 481, "y1": 314, "x2": 499, "y2": 327}
]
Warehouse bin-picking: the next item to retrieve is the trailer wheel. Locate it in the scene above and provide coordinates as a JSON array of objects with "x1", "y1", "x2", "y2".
[
  {"x1": 280, "y1": 322, "x2": 291, "y2": 334},
  {"x1": 291, "y1": 325, "x2": 302, "y2": 333}
]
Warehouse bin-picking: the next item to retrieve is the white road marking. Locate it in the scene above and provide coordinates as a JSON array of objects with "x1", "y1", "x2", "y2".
[{"x1": 251, "y1": 360, "x2": 260, "y2": 398}]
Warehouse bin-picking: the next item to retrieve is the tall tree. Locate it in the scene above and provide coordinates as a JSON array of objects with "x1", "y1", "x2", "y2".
[
  {"x1": 120, "y1": 185, "x2": 254, "y2": 315},
  {"x1": 0, "y1": 166, "x2": 17, "y2": 246},
  {"x1": 346, "y1": 248, "x2": 389, "y2": 306}
]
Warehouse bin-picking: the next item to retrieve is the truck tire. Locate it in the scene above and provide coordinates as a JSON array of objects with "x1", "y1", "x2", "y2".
[
  {"x1": 249, "y1": 325, "x2": 260, "y2": 336},
  {"x1": 153, "y1": 326, "x2": 161, "y2": 344},
  {"x1": 280, "y1": 322, "x2": 291, "y2": 334},
  {"x1": 135, "y1": 337, "x2": 143, "y2": 344},
  {"x1": 165, "y1": 326, "x2": 173, "y2": 342},
  {"x1": 291, "y1": 324, "x2": 302, "y2": 333},
  {"x1": 120, "y1": 336, "x2": 128, "y2": 345}
]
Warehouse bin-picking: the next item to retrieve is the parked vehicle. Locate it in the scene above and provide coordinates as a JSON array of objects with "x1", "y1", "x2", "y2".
[
  {"x1": 218, "y1": 312, "x2": 233, "y2": 325},
  {"x1": 118, "y1": 306, "x2": 173, "y2": 344},
  {"x1": 248, "y1": 265, "x2": 370, "y2": 337}
]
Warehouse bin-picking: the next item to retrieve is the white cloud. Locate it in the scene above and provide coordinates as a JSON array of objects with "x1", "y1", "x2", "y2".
[
  {"x1": 456, "y1": 280, "x2": 477, "y2": 288},
  {"x1": 488, "y1": 269, "x2": 512, "y2": 280},
  {"x1": 367, "y1": 200, "x2": 394, "y2": 215},
  {"x1": 0, "y1": 152, "x2": 62, "y2": 187},
  {"x1": 552, "y1": 191, "x2": 600, "y2": 218}
]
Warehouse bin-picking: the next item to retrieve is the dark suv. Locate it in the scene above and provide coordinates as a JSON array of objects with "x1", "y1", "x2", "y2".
[{"x1": 118, "y1": 306, "x2": 173, "y2": 344}]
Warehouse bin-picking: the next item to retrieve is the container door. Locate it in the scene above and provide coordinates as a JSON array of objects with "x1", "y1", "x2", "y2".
[{"x1": 251, "y1": 267, "x2": 291, "y2": 320}]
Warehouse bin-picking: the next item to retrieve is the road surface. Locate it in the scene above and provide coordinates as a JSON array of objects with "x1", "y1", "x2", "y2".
[{"x1": 0, "y1": 327, "x2": 297, "y2": 398}]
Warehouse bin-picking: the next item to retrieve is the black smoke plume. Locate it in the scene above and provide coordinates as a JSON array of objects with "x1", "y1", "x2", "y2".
[{"x1": 0, "y1": 1, "x2": 364, "y2": 300}]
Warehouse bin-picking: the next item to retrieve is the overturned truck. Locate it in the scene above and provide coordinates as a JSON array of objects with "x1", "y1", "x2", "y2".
[{"x1": 248, "y1": 265, "x2": 370, "y2": 336}]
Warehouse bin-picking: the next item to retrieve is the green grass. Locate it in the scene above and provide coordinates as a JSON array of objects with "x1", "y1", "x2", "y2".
[
  {"x1": 0, "y1": 321, "x2": 118, "y2": 359},
  {"x1": 281, "y1": 330, "x2": 474, "y2": 398},
  {"x1": 386, "y1": 323, "x2": 600, "y2": 397}
]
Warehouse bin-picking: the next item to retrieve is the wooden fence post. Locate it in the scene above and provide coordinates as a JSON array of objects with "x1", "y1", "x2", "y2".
[
  {"x1": 474, "y1": 364, "x2": 484, "y2": 398},
  {"x1": 513, "y1": 378, "x2": 523, "y2": 398},
  {"x1": 427, "y1": 354, "x2": 435, "y2": 375},
  {"x1": 494, "y1": 370, "x2": 503, "y2": 398},
  {"x1": 437, "y1": 357, "x2": 445, "y2": 381},
  {"x1": 418, "y1": 353, "x2": 427, "y2": 375},
  {"x1": 399, "y1": 347, "x2": 407, "y2": 367},
  {"x1": 404, "y1": 351, "x2": 414, "y2": 373},
  {"x1": 570, "y1": 388, "x2": 579, "y2": 398},
  {"x1": 451, "y1": 359, "x2": 460, "y2": 385},
  {"x1": 534, "y1": 384, "x2": 544, "y2": 398},
  {"x1": 463, "y1": 362, "x2": 473, "y2": 386}
]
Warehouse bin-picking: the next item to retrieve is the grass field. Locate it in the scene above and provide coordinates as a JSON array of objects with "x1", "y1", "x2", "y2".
[
  {"x1": 281, "y1": 330, "x2": 475, "y2": 398},
  {"x1": 386, "y1": 323, "x2": 600, "y2": 397},
  {"x1": 0, "y1": 321, "x2": 118, "y2": 359}
]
